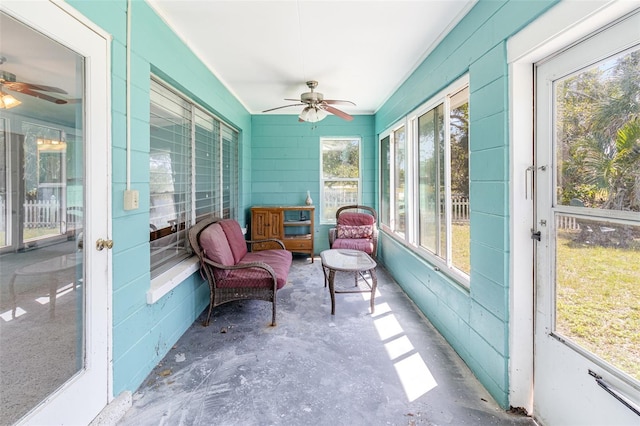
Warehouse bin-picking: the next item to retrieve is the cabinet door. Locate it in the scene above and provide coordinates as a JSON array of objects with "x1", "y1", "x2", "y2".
[
  {"x1": 252, "y1": 210, "x2": 270, "y2": 240},
  {"x1": 267, "y1": 211, "x2": 282, "y2": 239},
  {"x1": 252, "y1": 209, "x2": 282, "y2": 239}
]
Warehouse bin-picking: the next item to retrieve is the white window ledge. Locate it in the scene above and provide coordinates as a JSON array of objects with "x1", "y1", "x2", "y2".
[{"x1": 147, "y1": 257, "x2": 201, "y2": 304}]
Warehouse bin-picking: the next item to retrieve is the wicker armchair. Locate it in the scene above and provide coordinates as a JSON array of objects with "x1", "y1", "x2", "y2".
[
  {"x1": 328, "y1": 205, "x2": 378, "y2": 259},
  {"x1": 188, "y1": 217, "x2": 292, "y2": 326}
]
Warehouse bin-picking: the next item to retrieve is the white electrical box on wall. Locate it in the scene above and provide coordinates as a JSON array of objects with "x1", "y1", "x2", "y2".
[{"x1": 123, "y1": 189, "x2": 139, "y2": 210}]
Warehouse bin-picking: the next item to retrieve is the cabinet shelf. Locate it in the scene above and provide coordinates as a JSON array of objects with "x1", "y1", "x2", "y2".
[
  {"x1": 251, "y1": 206, "x2": 315, "y2": 262},
  {"x1": 284, "y1": 220, "x2": 311, "y2": 226},
  {"x1": 283, "y1": 234, "x2": 312, "y2": 239}
]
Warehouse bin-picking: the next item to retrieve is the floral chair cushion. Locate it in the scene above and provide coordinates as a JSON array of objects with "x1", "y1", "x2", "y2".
[{"x1": 336, "y1": 224, "x2": 373, "y2": 239}]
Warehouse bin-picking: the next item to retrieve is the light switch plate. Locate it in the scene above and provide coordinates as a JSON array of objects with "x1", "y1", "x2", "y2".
[{"x1": 124, "y1": 189, "x2": 139, "y2": 210}]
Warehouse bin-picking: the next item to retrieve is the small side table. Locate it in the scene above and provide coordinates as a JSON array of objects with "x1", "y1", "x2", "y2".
[
  {"x1": 9, "y1": 252, "x2": 81, "y2": 319},
  {"x1": 320, "y1": 249, "x2": 377, "y2": 315}
]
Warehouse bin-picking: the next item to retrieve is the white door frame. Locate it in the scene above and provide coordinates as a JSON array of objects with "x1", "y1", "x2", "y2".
[
  {"x1": 1, "y1": 1, "x2": 113, "y2": 424},
  {"x1": 507, "y1": 0, "x2": 640, "y2": 416}
]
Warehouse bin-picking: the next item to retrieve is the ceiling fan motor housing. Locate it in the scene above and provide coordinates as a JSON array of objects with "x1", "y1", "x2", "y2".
[
  {"x1": 301, "y1": 91, "x2": 323, "y2": 103},
  {"x1": 301, "y1": 80, "x2": 323, "y2": 104}
]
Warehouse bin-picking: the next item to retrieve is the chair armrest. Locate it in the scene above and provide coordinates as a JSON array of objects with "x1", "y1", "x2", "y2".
[
  {"x1": 328, "y1": 228, "x2": 337, "y2": 247},
  {"x1": 246, "y1": 238, "x2": 286, "y2": 250},
  {"x1": 202, "y1": 257, "x2": 274, "y2": 274}
]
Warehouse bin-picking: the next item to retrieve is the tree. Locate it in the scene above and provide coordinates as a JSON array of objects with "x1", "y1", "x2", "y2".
[
  {"x1": 450, "y1": 102, "x2": 469, "y2": 197},
  {"x1": 558, "y1": 50, "x2": 640, "y2": 212},
  {"x1": 322, "y1": 140, "x2": 359, "y2": 179}
]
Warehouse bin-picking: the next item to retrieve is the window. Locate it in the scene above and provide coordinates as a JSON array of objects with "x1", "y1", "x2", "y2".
[
  {"x1": 380, "y1": 126, "x2": 406, "y2": 235},
  {"x1": 380, "y1": 76, "x2": 470, "y2": 279},
  {"x1": 150, "y1": 77, "x2": 238, "y2": 277},
  {"x1": 380, "y1": 135, "x2": 390, "y2": 227},
  {"x1": 320, "y1": 137, "x2": 361, "y2": 223}
]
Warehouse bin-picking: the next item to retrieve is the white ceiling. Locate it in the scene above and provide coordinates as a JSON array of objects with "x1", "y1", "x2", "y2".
[{"x1": 147, "y1": 0, "x2": 476, "y2": 116}]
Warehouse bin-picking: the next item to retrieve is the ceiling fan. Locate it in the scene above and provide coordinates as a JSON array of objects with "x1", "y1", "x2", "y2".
[
  {"x1": 263, "y1": 80, "x2": 355, "y2": 122},
  {"x1": 0, "y1": 68, "x2": 69, "y2": 107}
]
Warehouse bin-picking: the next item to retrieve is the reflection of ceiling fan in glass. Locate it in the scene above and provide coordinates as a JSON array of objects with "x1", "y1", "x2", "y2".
[
  {"x1": 262, "y1": 80, "x2": 355, "y2": 122},
  {"x1": 0, "y1": 63, "x2": 70, "y2": 108}
]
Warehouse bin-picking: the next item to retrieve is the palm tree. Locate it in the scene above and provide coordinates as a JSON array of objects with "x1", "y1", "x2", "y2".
[{"x1": 579, "y1": 118, "x2": 640, "y2": 212}]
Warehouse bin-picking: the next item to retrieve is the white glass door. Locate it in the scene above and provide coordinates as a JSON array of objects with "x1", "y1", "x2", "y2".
[
  {"x1": 534, "y1": 11, "x2": 640, "y2": 425},
  {"x1": 0, "y1": 1, "x2": 111, "y2": 424}
]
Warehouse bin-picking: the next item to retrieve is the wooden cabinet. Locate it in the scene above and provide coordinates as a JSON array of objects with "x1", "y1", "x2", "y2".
[{"x1": 251, "y1": 206, "x2": 315, "y2": 262}]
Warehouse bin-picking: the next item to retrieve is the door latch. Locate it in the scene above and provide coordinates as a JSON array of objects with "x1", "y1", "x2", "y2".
[
  {"x1": 531, "y1": 229, "x2": 541, "y2": 241},
  {"x1": 96, "y1": 238, "x2": 114, "y2": 251}
]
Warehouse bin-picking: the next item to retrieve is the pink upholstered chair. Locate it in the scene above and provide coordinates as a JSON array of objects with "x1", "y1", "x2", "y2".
[
  {"x1": 188, "y1": 217, "x2": 292, "y2": 326},
  {"x1": 328, "y1": 205, "x2": 378, "y2": 259}
]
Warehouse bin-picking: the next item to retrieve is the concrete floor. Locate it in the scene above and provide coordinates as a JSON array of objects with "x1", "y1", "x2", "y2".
[
  {"x1": 119, "y1": 256, "x2": 536, "y2": 426},
  {"x1": 0, "y1": 240, "x2": 82, "y2": 425}
]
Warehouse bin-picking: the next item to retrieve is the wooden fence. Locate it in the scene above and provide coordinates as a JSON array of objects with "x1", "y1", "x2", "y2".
[
  {"x1": 0, "y1": 197, "x2": 82, "y2": 230},
  {"x1": 23, "y1": 199, "x2": 61, "y2": 228},
  {"x1": 451, "y1": 196, "x2": 469, "y2": 223},
  {"x1": 556, "y1": 215, "x2": 579, "y2": 230}
]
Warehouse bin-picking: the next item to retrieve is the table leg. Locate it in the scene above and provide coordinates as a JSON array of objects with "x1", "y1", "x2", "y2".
[
  {"x1": 369, "y1": 268, "x2": 377, "y2": 314},
  {"x1": 328, "y1": 269, "x2": 336, "y2": 315},
  {"x1": 322, "y1": 264, "x2": 328, "y2": 287},
  {"x1": 49, "y1": 271, "x2": 62, "y2": 319},
  {"x1": 9, "y1": 274, "x2": 18, "y2": 319}
]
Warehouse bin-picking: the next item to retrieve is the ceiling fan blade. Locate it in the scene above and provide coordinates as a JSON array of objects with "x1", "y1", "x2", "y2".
[
  {"x1": 262, "y1": 103, "x2": 304, "y2": 113},
  {"x1": 3, "y1": 81, "x2": 67, "y2": 94},
  {"x1": 323, "y1": 99, "x2": 356, "y2": 106},
  {"x1": 284, "y1": 98, "x2": 302, "y2": 102},
  {"x1": 8, "y1": 86, "x2": 67, "y2": 104},
  {"x1": 322, "y1": 104, "x2": 353, "y2": 121}
]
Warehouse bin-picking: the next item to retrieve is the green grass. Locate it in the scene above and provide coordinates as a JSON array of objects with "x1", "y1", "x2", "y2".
[
  {"x1": 556, "y1": 230, "x2": 640, "y2": 381},
  {"x1": 23, "y1": 227, "x2": 61, "y2": 240},
  {"x1": 452, "y1": 223, "x2": 470, "y2": 275},
  {"x1": 0, "y1": 228, "x2": 62, "y2": 247}
]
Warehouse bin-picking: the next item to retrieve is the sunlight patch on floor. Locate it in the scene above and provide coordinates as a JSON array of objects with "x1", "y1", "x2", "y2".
[
  {"x1": 2, "y1": 282, "x2": 76, "y2": 321},
  {"x1": 394, "y1": 352, "x2": 437, "y2": 401},
  {"x1": 373, "y1": 312, "x2": 403, "y2": 341},
  {"x1": 0, "y1": 307, "x2": 26, "y2": 322},
  {"x1": 384, "y1": 335, "x2": 414, "y2": 360},
  {"x1": 370, "y1": 291, "x2": 438, "y2": 402},
  {"x1": 35, "y1": 282, "x2": 74, "y2": 304}
]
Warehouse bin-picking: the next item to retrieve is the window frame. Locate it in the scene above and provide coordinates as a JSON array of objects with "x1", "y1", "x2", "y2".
[
  {"x1": 319, "y1": 136, "x2": 362, "y2": 224},
  {"x1": 149, "y1": 76, "x2": 239, "y2": 279},
  {"x1": 379, "y1": 75, "x2": 470, "y2": 286},
  {"x1": 379, "y1": 121, "x2": 408, "y2": 236}
]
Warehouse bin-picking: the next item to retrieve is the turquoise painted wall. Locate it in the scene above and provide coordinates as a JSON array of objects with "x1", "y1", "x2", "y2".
[
  {"x1": 61, "y1": 0, "x2": 561, "y2": 410},
  {"x1": 375, "y1": 0, "x2": 557, "y2": 408},
  {"x1": 68, "y1": 0, "x2": 252, "y2": 396},
  {"x1": 251, "y1": 114, "x2": 376, "y2": 253}
]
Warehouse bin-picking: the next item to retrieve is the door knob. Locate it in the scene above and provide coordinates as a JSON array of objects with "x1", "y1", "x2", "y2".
[{"x1": 96, "y1": 238, "x2": 114, "y2": 251}]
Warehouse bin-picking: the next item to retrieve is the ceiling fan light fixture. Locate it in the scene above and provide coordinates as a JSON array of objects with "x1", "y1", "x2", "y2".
[
  {"x1": 299, "y1": 106, "x2": 327, "y2": 123},
  {"x1": 0, "y1": 90, "x2": 21, "y2": 109}
]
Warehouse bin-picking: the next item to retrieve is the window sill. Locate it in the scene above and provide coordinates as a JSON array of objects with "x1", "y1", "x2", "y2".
[{"x1": 147, "y1": 257, "x2": 200, "y2": 304}]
